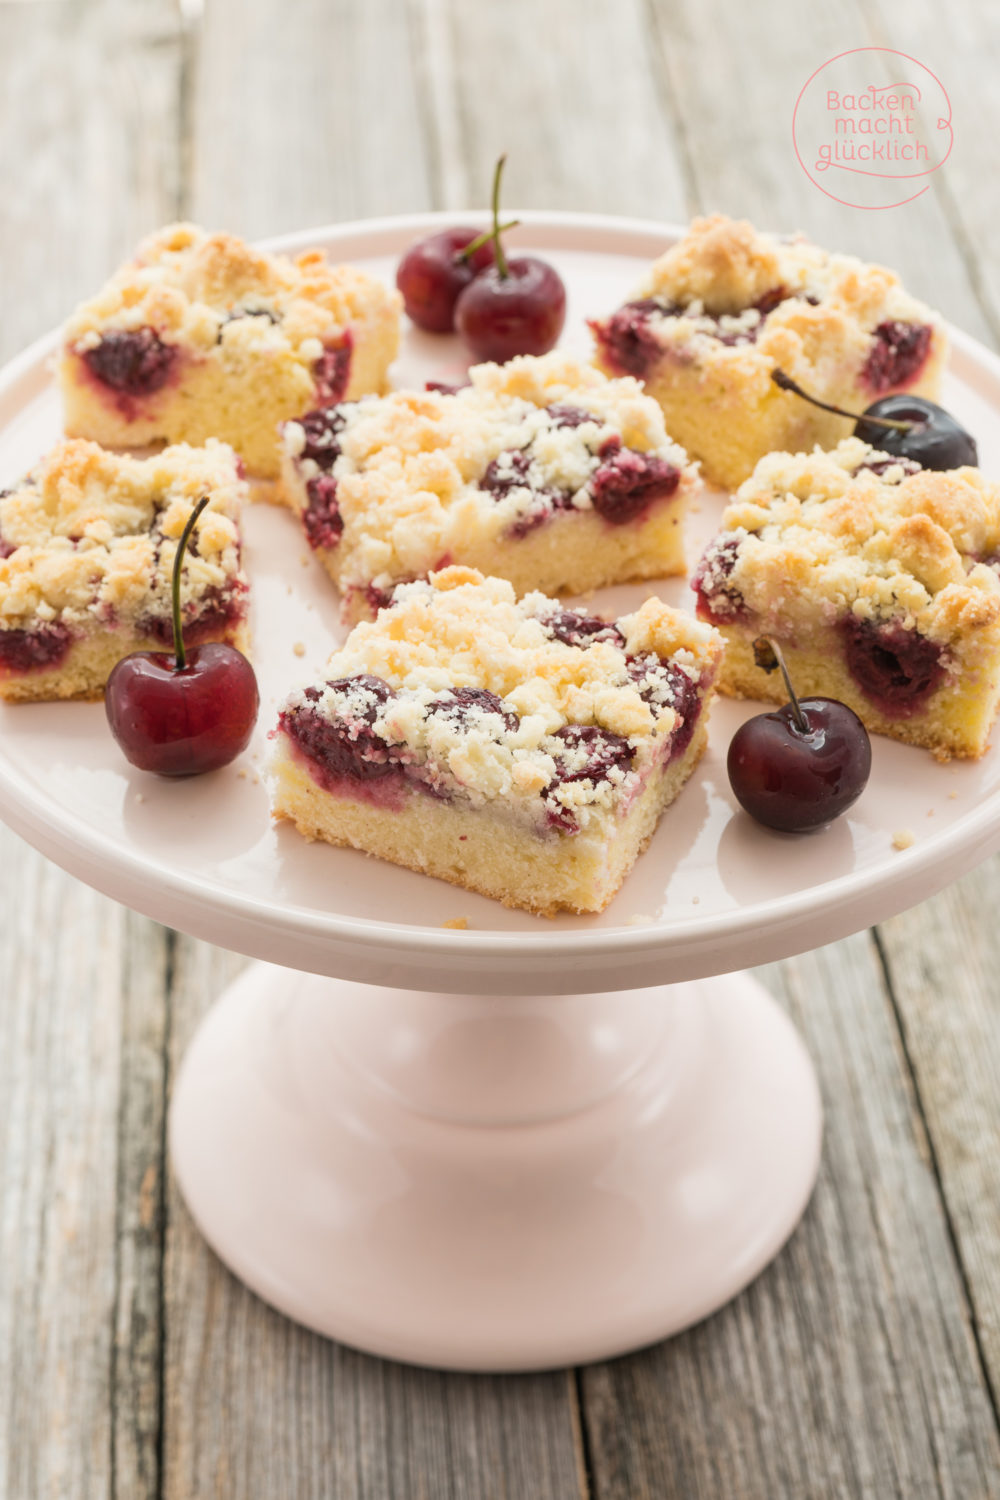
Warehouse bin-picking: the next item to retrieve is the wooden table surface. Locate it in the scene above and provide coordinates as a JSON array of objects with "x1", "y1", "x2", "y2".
[{"x1": 2, "y1": 2, "x2": 1000, "y2": 1496}]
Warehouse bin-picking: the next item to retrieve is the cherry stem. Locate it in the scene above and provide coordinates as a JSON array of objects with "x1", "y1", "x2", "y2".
[
  {"x1": 753, "y1": 636, "x2": 809, "y2": 733},
  {"x1": 171, "y1": 495, "x2": 210, "y2": 672},
  {"x1": 491, "y1": 154, "x2": 509, "y2": 280},
  {"x1": 771, "y1": 368, "x2": 912, "y2": 432},
  {"x1": 458, "y1": 219, "x2": 520, "y2": 262}
]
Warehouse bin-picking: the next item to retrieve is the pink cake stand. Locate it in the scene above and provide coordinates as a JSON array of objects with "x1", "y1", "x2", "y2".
[{"x1": 3, "y1": 215, "x2": 1000, "y2": 1371}]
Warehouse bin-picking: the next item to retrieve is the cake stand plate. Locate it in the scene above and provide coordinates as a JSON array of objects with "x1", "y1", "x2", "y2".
[{"x1": 1, "y1": 213, "x2": 999, "y2": 1369}]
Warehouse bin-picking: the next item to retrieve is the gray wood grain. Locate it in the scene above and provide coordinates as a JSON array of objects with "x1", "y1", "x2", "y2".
[
  {"x1": 190, "y1": 0, "x2": 434, "y2": 237},
  {"x1": 581, "y1": 940, "x2": 1000, "y2": 1500}
]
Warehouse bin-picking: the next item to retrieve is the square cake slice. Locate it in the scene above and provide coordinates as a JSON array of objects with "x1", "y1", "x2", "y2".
[
  {"x1": 278, "y1": 352, "x2": 697, "y2": 622},
  {"x1": 590, "y1": 214, "x2": 947, "y2": 492},
  {"x1": 60, "y1": 223, "x2": 401, "y2": 479},
  {"x1": 268, "y1": 567, "x2": 723, "y2": 915},
  {"x1": 692, "y1": 438, "x2": 1000, "y2": 759},
  {"x1": 0, "y1": 438, "x2": 250, "y2": 702}
]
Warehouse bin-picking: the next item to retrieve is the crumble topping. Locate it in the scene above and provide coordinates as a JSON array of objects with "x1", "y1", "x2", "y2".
[
  {"x1": 276, "y1": 567, "x2": 721, "y2": 828},
  {"x1": 64, "y1": 222, "x2": 400, "y2": 368},
  {"x1": 594, "y1": 214, "x2": 943, "y2": 390},
  {"x1": 0, "y1": 438, "x2": 247, "y2": 627},
  {"x1": 282, "y1": 352, "x2": 694, "y2": 593},
  {"x1": 697, "y1": 438, "x2": 1000, "y2": 647}
]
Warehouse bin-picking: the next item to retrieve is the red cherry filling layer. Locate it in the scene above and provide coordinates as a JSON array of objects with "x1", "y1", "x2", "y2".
[
  {"x1": 691, "y1": 536, "x2": 750, "y2": 625},
  {"x1": 0, "y1": 622, "x2": 74, "y2": 675},
  {"x1": 280, "y1": 675, "x2": 401, "y2": 797},
  {"x1": 590, "y1": 441, "x2": 680, "y2": 525},
  {"x1": 136, "y1": 581, "x2": 248, "y2": 650},
  {"x1": 861, "y1": 321, "x2": 932, "y2": 395},
  {"x1": 591, "y1": 287, "x2": 804, "y2": 378},
  {"x1": 313, "y1": 336, "x2": 353, "y2": 406},
  {"x1": 296, "y1": 407, "x2": 347, "y2": 471},
  {"x1": 841, "y1": 617, "x2": 946, "y2": 717},
  {"x1": 303, "y1": 474, "x2": 344, "y2": 551},
  {"x1": 81, "y1": 327, "x2": 176, "y2": 397}
]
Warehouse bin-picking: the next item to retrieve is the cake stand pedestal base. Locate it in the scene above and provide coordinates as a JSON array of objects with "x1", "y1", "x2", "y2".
[{"x1": 170, "y1": 962, "x2": 822, "y2": 1372}]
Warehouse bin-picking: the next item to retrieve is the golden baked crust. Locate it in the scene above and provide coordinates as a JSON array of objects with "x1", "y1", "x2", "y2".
[
  {"x1": 591, "y1": 214, "x2": 947, "y2": 491},
  {"x1": 0, "y1": 437, "x2": 247, "y2": 629},
  {"x1": 695, "y1": 439, "x2": 1000, "y2": 758},
  {"x1": 60, "y1": 223, "x2": 401, "y2": 478},
  {"x1": 709, "y1": 438, "x2": 1000, "y2": 646},
  {"x1": 280, "y1": 352, "x2": 695, "y2": 617},
  {"x1": 268, "y1": 568, "x2": 723, "y2": 913}
]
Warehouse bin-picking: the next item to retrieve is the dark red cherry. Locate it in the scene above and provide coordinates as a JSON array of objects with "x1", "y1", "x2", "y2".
[
  {"x1": 396, "y1": 228, "x2": 497, "y2": 334},
  {"x1": 455, "y1": 257, "x2": 566, "y2": 363},
  {"x1": 728, "y1": 697, "x2": 871, "y2": 832},
  {"x1": 771, "y1": 369, "x2": 977, "y2": 473},
  {"x1": 106, "y1": 644, "x2": 259, "y2": 776},
  {"x1": 105, "y1": 496, "x2": 259, "y2": 776},
  {"x1": 854, "y1": 395, "x2": 978, "y2": 472},
  {"x1": 452, "y1": 155, "x2": 566, "y2": 362},
  {"x1": 726, "y1": 639, "x2": 871, "y2": 832}
]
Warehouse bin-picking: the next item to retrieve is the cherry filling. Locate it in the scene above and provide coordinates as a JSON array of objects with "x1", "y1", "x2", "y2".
[
  {"x1": 590, "y1": 299, "x2": 667, "y2": 378},
  {"x1": 294, "y1": 407, "x2": 348, "y2": 472},
  {"x1": 303, "y1": 474, "x2": 343, "y2": 551},
  {"x1": 81, "y1": 327, "x2": 176, "y2": 400},
  {"x1": 628, "y1": 656, "x2": 701, "y2": 759},
  {"x1": 138, "y1": 582, "x2": 247, "y2": 649},
  {"x1": 591, "y1": 287, "x2": 808, "y2": 377},
  {"x1": 313, "y1": 334, "x2": 353, "y2": 405},
  {"x1": 542, "y1": 609, "x2": 625, "y2": 650},
  {"x1": 544, "y1": 725, "x2": 635, "y2": 833},
  {"x1": 841, "y1": 616, "x2": 946, "y2": 717},
  {"x1": 862, "y1": 321, "x2": 932, "y2": 395},
  {"x1": 426, "y1": 686, "x2": 519, "y2": 734},
  {"x1": 691, "y1": 536, "x2": 749, "y2": 624},
  {"x1": 545, "y1": 404, "x2": 597, "y2": 429},
  {"x1": 0, "y1": 622, "x2": 73, "y2": 674},
  {"x1": 281, "y1": 674, "x2": 400, "y2": 789},
  {"x1": 590, "y1": 441, "x2": 680, "y2": 525},
  {"x1": 854, "y1": 456, "x2": 922, "y2": 478},
  {"x1": 480, "y1": 449, "x2": 571, "y2": 539}
]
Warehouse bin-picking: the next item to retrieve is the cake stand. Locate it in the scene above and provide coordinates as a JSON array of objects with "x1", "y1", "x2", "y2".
[{"x1": 2, "y1": 215, "x2": 1000, "y2": 1372}]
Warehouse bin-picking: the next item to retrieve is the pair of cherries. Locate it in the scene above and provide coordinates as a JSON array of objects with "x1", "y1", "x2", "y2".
[{"x1": 396, "y1": 156, "x2": 566, "y2": 362}]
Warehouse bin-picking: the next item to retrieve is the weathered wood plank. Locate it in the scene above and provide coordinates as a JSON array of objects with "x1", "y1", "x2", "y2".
[
  {"x1": 161, "y1": 939, "x2": 586, "y2": 1500},
  {"x1": 435, "y1": 0, "x2": 690, "y2": 218},
  {"x1": 0, "y1": 828, "x2": 172, "y2": 1500},
  {"x1": 877, "y1": 871, "x2": 1000, "y2": 1408},
  {"x1": 190, "y1": 0, "x2": 434, "y2": 237},
  {"x1": 0, "y1": 4, "x2": 183, "y2": 1498},
  {"x1": 581, "y1": 939, "x2": 1000, "y2": 1500}
]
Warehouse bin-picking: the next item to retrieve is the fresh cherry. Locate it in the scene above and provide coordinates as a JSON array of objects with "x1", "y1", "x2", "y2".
[
  {"x1": 105, "y1": 497, "x2": 259, "y2": 776},
  {"x1": 771, "y1": 369, "x2": 978, "y2": 472},
  {"x1": 454, "y1": 156, "x2": 566, "y2": 362},
  {"x1": 727, "y1": 639, "x2": 871, "y2": 832},
  {"x1": 396, "y1": 226, "x2": 502, "y2": 334}
]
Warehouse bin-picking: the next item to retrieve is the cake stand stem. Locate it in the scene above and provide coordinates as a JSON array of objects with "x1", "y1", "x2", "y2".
[{"x1": 170, "y1": 962, "x2": 822, "y2": 1372}]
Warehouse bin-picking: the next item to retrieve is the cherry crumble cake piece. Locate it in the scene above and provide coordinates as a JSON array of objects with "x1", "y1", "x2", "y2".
[
  {"x1": 278, "y1": 353, "x2": 696, "y2": 622},
  {"x1": 0, "y1": 438, "x2": 249, "y2": 702},
  {"x1": 693, "y1": 438, "x2": 1000, "y2": 759},
  {"x1": 60, "y1": 223, "x2": 401, "y2": 479},
  {"x1": 269, "y1": 567, "x2": 723, "y2": 915},
  {"x1": 591, "y1": 214, "x2": 946, "y2": 492}
]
